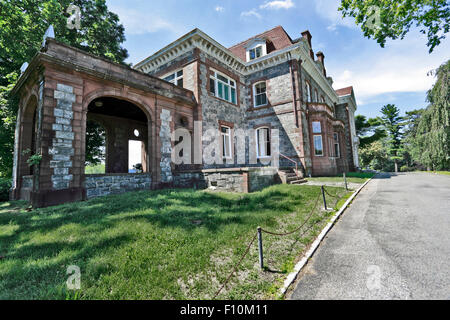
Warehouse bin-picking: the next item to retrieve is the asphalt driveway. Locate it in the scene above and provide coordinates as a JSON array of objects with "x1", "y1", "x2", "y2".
[{"x1": 289, "y1": 172, "x2": 450, "y2": 300}]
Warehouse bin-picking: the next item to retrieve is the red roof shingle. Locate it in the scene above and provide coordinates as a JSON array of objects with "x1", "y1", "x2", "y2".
[
  {"x1": 335, "y1": 86, "x2": 353, "y2": 97},
  {"x1": 228, "y1": 26, "x2": 293, "y2": 61}
]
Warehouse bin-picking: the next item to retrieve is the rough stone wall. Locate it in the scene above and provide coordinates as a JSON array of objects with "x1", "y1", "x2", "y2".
[
  {"x1": 246, "y1": 62, "x2": 303, "y2": 169},
  {"x1": 85, "y1": 173, "x2": 152, "y2": 199},
  {"x1": 159, "y1": 108, "x2": 173, "y2": 182},
  {"x1": 50, "y1": 83, "x2": 75, "y2": 190},
  {"x1": 172, "y1": 171, "x2": 207, "y2": 189},
  {"x1": 198, "y1": 51, "x2": 247, "y2": 168},
  {"x1": 248, "y1": 167, "x2": 277, "y2": 192},
  {"x1": 335, "y1": 103, "x2": 355, "y2": 171}
]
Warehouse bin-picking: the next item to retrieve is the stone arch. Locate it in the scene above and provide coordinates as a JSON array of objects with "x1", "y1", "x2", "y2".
[
  {"x1": 82, "y1": 91, "x2": 154, "y2": 176},
  {"x1": 82, "y1": 89, "x2": 153, "y2": 123},
  {"x1": 15, "y1": 94, "x2": 39, "y2": 196}
]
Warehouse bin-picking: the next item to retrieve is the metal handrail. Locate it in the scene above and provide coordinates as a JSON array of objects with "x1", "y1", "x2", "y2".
[{"x1": 279, "y1": 153, "x2": 299, "y2": 177}]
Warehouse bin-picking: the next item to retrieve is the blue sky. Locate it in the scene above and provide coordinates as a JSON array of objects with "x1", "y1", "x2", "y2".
[{"x1": 106, "y1": 0, "x2": 449, "y2": 119}]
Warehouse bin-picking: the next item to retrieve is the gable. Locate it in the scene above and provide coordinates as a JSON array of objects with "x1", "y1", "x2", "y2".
[{"x1": 228, "y1": 26, "x2": 293, "y2": 61}]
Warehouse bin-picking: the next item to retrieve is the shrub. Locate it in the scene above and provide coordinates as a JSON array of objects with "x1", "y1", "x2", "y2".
[{"x1": 0, "y1": 177, "x2": 12, "y2": 202}]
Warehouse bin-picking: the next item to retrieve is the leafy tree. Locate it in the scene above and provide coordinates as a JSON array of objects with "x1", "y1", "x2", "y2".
[
  {"x1": 85, "y1": 120, "x2": 105, "y2": 166},
  {"x1": 0, "y1": 0, "x2": 128, "y2": 177},
  {"x1": 409, "y1": 60, "x2": 450, "y2": 170},
  {"x1": 355, "y1": 114, "x2": 386, "y2": 148},
  {"x1": 339, "y1": 0, "x2": 450, "y2": 53},
  {"x1": 359, "y1": 139, "x2": 394, "y2": 171},
  {"x1": 380, "y1": 104, "x2": 404, "y2": 172}
]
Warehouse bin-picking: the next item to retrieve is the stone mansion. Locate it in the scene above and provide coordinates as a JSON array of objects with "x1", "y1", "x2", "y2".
[{"x1": 11, "y1": 26, "x2": 359, "y2": 207}]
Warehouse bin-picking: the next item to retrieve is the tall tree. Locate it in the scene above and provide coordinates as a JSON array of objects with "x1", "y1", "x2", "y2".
[
  {"x1": 0, "y1": 0, "x2": 128, "y2": 177},
  {"x1": 339, "y1": 0, "x2": 450, "y2": 53},
  {"x1": 380, "y1": 104, "x2": 404, "y2": 172},
  {"x1": 410, "y1": 60, "x2": 450, "y2": 170},
  {"x1": 355, "y1": 114, "x2": 386, "y2": 148}
]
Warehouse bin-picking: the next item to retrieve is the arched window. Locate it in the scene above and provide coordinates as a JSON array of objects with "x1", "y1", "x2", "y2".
[
  {"x1": 256, "y1": 127, "x2": 271, "y2": 158},
  {"x1": 253, "y1": 81, "x2": 267, "y2": 107},
  {"x1": 314, "y1": 89, "x2": 318, "y2": 102},
  {"x1": 306, "y1": 81, "x2": 312, "y2": 102}
]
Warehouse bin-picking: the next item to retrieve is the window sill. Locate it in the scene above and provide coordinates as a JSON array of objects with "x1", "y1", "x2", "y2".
[{"x1": 208, "y1": 93, "x2": 239, "y2": 108}]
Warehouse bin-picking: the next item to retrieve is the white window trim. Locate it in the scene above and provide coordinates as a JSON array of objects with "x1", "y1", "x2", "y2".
[
  {"x1": 306, "y1": 82, "x2": 312, "y2": 103},
  {"x1": 162, "y1": 69, "x2": 183, "y2": 86},
  {"x1": 253, "y1": 81, "x2": 268, "y2": 108},
  {"x1": 221, "y1": 126, "x2": 232, "y2": 160},
  {"x1": 255, "y1": 127, "x2": 271, "y2": 159},
  {"x1": 314, "y1": 135, "x2": 324, "y2": 157},
  {"x1": 334, "y1": 133, "x2": 340, "y2": 158},
  {"x1": 314, "y1": 89, "x2": 318, "y2": 102},
  {"x1": 210, "y1": 69, "x2": 237, "y2": 104},
  {"x1": 245, "y1": 40, "x2": 267, "y2": 62}
]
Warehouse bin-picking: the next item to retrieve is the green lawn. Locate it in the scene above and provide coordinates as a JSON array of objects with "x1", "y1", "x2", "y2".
[
  {"x1": 0, "y1": 185, "x2": 350, "y2": 300},
  {"x1": 85, "y1": 164, "x2": 105, "y2": 174},
  {"x1": 306, "y1": 172, "x2": 374, "y2": 184},
  {"x1": 434, "y1": 171, "x2": 450, "y2": 176}
]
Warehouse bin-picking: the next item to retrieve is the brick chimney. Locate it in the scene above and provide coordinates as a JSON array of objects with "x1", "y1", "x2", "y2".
[
  {"x1": 301, "y1": 30, "x2": 314, "y2": 60},
  {"x1": 316, "y1": 51, "x2": 326, "y2": 77}
]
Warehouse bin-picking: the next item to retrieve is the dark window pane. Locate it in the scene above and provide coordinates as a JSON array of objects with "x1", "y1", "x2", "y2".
[
  {"x1": 217, "y1": 74, "x2": 228, "y2": 83},
  {"x1": 164, "y1": 74, "x2": 175, "y2": 82},
  {"x1": 177, "y1": 70, "x2": 183, "y2": 77},
  {"x1": 231, "y1": 88, "x2": 236, "y2": 104},
  {"x1": 210, "y1": 78, "x2": 215, "y2": 94},
  {"x1": 177, "y1": 79, "x2": 183, "y2": 87}
]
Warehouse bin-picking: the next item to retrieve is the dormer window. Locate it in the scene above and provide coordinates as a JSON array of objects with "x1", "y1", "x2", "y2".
[
  {"x1": 245, "y1": 39, "x2": 267, "y2": 62},
  {"x1": 249, "y1": 46, "x2": 263, "y2": 60}
]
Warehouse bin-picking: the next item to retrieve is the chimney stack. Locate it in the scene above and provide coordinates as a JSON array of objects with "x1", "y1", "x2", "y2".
[
  {"x1": 316, "y1": 51, "x2": 326, "y2": 77},
  {"x1": 301, "y1": 30, "x2": 314, "y2": 60}
]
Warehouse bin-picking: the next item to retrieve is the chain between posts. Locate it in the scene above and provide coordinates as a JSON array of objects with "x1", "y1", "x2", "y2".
[{"x1": 213, "y1": 187, "x2": 342, "y2": 299}]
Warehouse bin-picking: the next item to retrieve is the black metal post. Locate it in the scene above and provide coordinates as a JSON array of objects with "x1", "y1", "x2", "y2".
[
  {"x1": 321, "y1": 185, "x2": 327, "y2": 210},
  {"x1": 257, "y1": 227, "x2": 264, "y2": 270}
]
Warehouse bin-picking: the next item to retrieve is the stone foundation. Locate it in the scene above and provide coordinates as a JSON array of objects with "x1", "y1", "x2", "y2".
[
  {"x1": 84, "y1": 173, "x2": 152, "y2": 199},
  {"x1": 173, "y1": 167, "x2": 278, "y2": 193}
]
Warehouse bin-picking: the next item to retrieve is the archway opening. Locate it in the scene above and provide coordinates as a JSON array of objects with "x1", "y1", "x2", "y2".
[{"x1": 86, "y1": 97, "x2": 150, "y2": 174}]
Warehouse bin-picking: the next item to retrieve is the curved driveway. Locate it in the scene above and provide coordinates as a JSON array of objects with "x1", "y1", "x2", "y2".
[{"x1": 290, "y1": 172, "x2": 450, "y2": 300}]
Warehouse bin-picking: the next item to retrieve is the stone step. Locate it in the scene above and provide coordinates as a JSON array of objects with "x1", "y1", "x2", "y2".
[{"x1": 289, "y1": 179, "x2": 307, "y2": 185}]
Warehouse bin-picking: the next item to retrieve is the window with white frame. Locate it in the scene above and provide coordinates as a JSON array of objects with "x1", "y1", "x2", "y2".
[
  {"x1": 163, "y1": 69, "x2": 183, "y2": 87},
  {"x1": 221, "y1": 126, "x2": 232, "y2": 159},
  {"x1": 320, "y1": 95, "x2": 325, "y2": 103},
  {"x1": 209, "y1": 70, "x2": 237, "y2": 104},
  {"x1": 312, "y1": 121, "x2": 321, "y2": 134},
  {"x1": 314, "y1": 89, "x2": 318, "y2": 102},
  {"x1": 314, "y1": 135, "x2": 323, "y2": 156},
  {"x1": 306, "y1": 82, "x2": 312, "y2": 102},
  {"x1": 256, "y1": 127, "x2": 271, "y2": 158},
  {"x1": 333, "y1": 133, "x2": 340, "y2": 158},
  {"x1": 249, "y1": 46, "x2": 263, "y2": 60},
  {"x1": 254, "y1": 82, "x2": 267, "y2": 107}
]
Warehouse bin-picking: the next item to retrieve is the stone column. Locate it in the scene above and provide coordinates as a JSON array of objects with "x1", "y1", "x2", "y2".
[{"x1": 50, "y1": 84, "x2": 75, "y2": 190}]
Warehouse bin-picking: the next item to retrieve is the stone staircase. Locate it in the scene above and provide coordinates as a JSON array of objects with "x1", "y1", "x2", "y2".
[{"x1": 278, "y1": 168, "x2": 307, "y2": 185}]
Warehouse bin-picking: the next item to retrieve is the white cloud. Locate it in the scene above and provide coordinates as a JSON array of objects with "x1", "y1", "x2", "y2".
[
  {"x1": 109, "y1": 6, "x2": 180, "y2": 35},
  {"x1": 215, "y1": 6, "x2": 224, "y2": 12},
  {"x1": 260, "y1": 0, "x2": 295, "y2": 10},
  {"x1": 327, "y1": 24, "x2": 450, "y2": 107},
  {"x1": 314, "y1": 0, "x2": 355, "y2": 30},
  {"x1": 241, "y1": 9, "x2": 262, "y2": 19}
]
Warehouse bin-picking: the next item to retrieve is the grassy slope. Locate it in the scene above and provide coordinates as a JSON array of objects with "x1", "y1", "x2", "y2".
[{"x1": 0, "y1": 185, "x2": 349, "y2": 300}]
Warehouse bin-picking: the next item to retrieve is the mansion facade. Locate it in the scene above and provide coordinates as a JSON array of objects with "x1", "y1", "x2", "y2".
[
  {"x1": 11, "y1": 26, "x2": 359, "y2": 207},
  {"x1": 135, "y1": 26, "x2": 359, "y2": 177}
]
